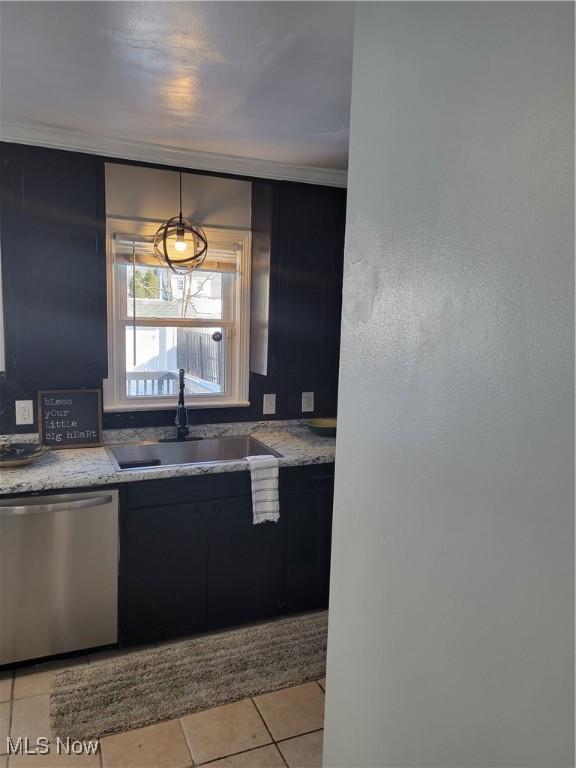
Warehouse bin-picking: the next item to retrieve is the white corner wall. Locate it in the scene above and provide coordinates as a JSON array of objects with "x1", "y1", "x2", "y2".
[{"x1": 324, "y1": 3, "x2": 574, "y2": 767}]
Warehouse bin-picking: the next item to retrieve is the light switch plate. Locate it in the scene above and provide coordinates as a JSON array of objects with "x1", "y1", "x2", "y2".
[
  {"x1": 263, "y1": 393, "x2": 276, "y2": 415},
  {"x1": 15, "y1": 400, "x2": 34, "y2": 426},
  {"x1": 301, "y1": 392, "x2": 314, "y2": 413}
]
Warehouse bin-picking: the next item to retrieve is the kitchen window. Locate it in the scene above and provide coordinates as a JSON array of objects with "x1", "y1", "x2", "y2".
[{"x1": 104, "y1": 220, "x2": 251, "y2": 411}]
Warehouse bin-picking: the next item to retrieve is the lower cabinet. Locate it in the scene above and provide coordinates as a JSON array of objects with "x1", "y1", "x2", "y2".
[
  {"x1": 283, "y1": 486, "x2": 333, "y2": 614},
  {"x1": 121, "y1": 503, "x2": 208, "y2": 644},
  {"x1": 119, "y1": 464, "x2": 334, "y2": 645},
  {"x1": 206, "y1": 495, "x2": 285, "y2": 629}
]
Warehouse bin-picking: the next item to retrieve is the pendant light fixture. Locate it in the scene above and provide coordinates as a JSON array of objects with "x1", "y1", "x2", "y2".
[{"x1": 154, "y1": 172, "x2": 208, "y2": 273}]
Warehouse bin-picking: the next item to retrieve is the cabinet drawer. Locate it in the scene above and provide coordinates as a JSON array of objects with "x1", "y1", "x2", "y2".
[{"x1": 124, "y1": 471, "x2": 252, "y2": 509}]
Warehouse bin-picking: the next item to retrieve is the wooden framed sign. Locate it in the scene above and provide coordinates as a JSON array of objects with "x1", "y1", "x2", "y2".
[{"x1": 38, "y1": 389, "x2": 103, "y2": 448}]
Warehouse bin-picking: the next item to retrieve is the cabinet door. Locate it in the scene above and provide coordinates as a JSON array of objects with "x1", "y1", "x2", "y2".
[
  {"x1": 283, "y1": 484, "x2": 334, "y2": 614},
  {"x1": 206, "y1": 496, "x2": 284, "y2": 629},
  {"x1": 271, "y1": 182, "x2": 345, "y2": 379},
  {"x1": 0, "y1": 143, "x2": 107, "y2": 383},
  {"x1": 120, "y1": 504, "x2": 208, "y2": 644}
]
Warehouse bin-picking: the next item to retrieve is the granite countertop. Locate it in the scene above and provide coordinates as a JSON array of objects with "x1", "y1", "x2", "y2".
[{"x1": 0, "y1": 420, "x2": 336, "y2": 496}]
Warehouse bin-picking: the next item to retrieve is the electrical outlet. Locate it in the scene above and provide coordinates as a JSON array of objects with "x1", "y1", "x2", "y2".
[
  {"x1": 301, "y1": 392, "x2": 314, "y2": 413},
  {"x1": 263, "y1": 393, "x2": 276, "y2": 415},
  {"x1": 15, "y1": 400, "x2": 34, "y2": 426}
]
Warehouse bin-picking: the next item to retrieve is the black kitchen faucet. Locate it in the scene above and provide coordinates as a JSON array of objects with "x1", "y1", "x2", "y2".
[
  {"x1": 158, "y1": 368, "x2": 202, "y2": 443},
  {"x1": 175, "y1": 368, "x2": 190, "y2": 441}
]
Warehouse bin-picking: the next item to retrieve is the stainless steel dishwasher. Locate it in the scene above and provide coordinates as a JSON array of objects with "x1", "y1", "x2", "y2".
[{"x1": 0, "y1": 489, "x2": 118, "y2": 665}]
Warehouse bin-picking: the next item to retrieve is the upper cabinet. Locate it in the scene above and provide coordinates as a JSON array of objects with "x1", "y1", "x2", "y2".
[
  {"x1": 250, "y1": 181, "x2": 346, "y2": 383},
  {"x1": 0, "y1": 143, "x2": 107, "y2": 384}
]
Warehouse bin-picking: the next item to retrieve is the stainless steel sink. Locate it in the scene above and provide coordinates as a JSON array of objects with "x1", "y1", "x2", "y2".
[{"x1": 105, "y1": 435, "x2": 280, "y2": 471}]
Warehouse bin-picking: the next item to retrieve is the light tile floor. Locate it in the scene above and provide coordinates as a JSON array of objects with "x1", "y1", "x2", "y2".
[{"x1": 0, "y1": 656, "x2": 325, "y2": 768}]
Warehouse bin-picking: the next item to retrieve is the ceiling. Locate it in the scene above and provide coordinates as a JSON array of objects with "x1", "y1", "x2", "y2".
[{"x1": 0, "y1": 2, "x2": 353, "y2": 181}]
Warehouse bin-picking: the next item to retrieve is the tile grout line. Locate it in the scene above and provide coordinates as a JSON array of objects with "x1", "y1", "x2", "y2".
[
  {"x1": 177, "y1": 715, "x2": 198, "y2": 768},
  {"x1": 275, "y1": 726, "x2": 324, "y2": 745},
  {"x1": 249, "y1": 698, "x2": 289, "y2": 768},
  {"x1": 197, "y1": 739, "x2": 287, "y2": 767}
]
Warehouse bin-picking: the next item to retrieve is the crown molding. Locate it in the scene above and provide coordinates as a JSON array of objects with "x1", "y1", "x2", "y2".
[{"x1": 0, "y1": 121, "x2": 348, "y2": 188}]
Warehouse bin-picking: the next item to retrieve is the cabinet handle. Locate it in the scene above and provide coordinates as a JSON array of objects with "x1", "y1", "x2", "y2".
[{"x1": 0, "y1": 495, "x2": 113, "y2": 516}]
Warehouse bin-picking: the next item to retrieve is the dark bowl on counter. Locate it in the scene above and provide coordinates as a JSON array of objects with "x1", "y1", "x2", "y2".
[
  {"x1": 306, "y1": 418, "x2": 337, "y2": 438},
  {"x1": 0, "y1": 443, "x2": 48, "y2": 468}
]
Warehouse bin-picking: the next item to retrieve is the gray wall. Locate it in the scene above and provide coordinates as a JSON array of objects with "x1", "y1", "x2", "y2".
[{"x1": 324, "y1": 3, "x2": 574, "y2": 767}]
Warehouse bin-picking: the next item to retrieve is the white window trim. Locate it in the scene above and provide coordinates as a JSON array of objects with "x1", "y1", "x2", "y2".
[{"x1": 103, "y1": 218, "x2": 251, "y2": 412}]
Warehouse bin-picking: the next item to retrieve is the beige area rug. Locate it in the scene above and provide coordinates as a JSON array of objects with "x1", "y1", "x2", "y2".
[{"x1": 51, "y1": 611, "x2": 327, "y2": 740}]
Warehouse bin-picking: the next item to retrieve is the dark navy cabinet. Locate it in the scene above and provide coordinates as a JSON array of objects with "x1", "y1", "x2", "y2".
[
  {"x1": 119, "y1": 465, "x2": 334, "y2": 645},
  {"x1": 272, "y1": 182, "x2": 345, "y2": 380},
  {"x1": 282, "y1": 464, "x2": 334, "y2": 613},
  {"x1": 121, "y1": 502, "x2": 208, "y2": 644},
  {"x1": 250, "y1": 181, "x2": 346, "y2": 389},
  {"x1": 206, "y1": 495, "x2": 285, "y2": 629},
  {"x1": 0, "y1": 142, "x2": 107, "y2": 384}
]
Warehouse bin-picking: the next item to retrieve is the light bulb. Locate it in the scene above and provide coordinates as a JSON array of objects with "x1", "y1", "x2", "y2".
[
  {"x1": 174, "y1": 226, "x2": 187, "y2": 252},
  {"x1": 174, "y1": 238, "x2": 187, "y2": 252}
]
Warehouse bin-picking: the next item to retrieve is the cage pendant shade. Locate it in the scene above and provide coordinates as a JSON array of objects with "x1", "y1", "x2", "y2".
[{"x1": 154, "y1": 173, "x2": 208, "y2": 273}]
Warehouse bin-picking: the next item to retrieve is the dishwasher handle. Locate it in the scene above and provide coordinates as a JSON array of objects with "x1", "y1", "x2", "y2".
[{"x1": 0, "y1": 495, "x2": 114, "y2": 517}]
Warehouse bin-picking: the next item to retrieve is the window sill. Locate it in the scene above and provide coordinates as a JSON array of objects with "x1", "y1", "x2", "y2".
[{"x1": 103, "y1": 399, "x2": 251, "y2": 413}]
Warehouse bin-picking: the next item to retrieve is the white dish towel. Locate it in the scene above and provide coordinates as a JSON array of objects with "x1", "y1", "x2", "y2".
[{"x1": 245, "y1": 454, "x2": 280, "y2": 524}]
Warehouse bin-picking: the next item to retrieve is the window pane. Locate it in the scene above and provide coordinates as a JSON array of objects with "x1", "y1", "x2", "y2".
[
  {"x1": 125, "y1": 326, "x2": 226, "y2": 397},
  {"x1": 125, "y1": 266, "x2": 231, "y2": 320}
]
